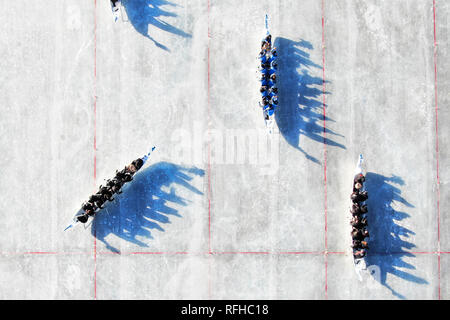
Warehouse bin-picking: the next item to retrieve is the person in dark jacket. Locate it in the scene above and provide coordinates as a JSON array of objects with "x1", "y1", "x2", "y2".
[
  {"x1": 351, "y1": 191, "x2": 368, "y2": 203},
  {"x1": 98, "y1": 185, "x2": 114, "y2": 202},
  {"x1": 354, "y1": 173, "x2": 365, "y2": 184},
  {"x1": 350, "y1": 203, "x2": 368, "y2": 215},
  {"x1": 353, "y1": 182, "x2": 363, "y2": 192},
  {"x1": 350, "y1": 216, "x2": 368, "y2": 229},
  {"x1": 116, "y1": 167, "x2": 133, "y2": 182},
  {"x1": 89, "y1": 193, "x2": 105, "y2": 209},
  {"x1": 82, "y1": 201, "x2": 95, "y2": 213},
  {"x1": 107, "y1": 178, "x2": 123, "y2": 194},
  {"x1": 352, "y1": 228, "x2": 369, "y2": 240}
]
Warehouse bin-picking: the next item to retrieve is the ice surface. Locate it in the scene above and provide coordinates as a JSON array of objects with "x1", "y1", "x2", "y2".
[{"x1": 0, "y1": 0, "x2": 448, "y2": 299}]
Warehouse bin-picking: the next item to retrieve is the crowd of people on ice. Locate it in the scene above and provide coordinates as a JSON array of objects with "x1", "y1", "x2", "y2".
[
  {"x1": 350, "y1": 173, "x2": 370, "y2": 259},
  {"x1": 259, "y1": 34, "x2": 278, "y2": 120},
  {"x1": 76, "y1": 158, "x2": 145, "y2": 223}
]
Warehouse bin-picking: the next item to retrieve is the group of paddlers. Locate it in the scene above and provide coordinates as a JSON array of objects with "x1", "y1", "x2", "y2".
[
  {"x1": 259, "y1": 34, "x2": 278, "y2": 120},
  {"x1": 76, "y1": 158, "x2": 145, "y2": 223},
  {"x1": 350, "y1": 173, "x2": 370, "y2": 259}
]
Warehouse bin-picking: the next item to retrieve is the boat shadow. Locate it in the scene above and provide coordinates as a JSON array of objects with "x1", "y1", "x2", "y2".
[
  {"x1": 122, "y1": 0, "x2": 192, "y2": 51},
  {"x1": 274, "y1": 37, "x2": 345, "y2": 164},
  {"x1": 92, "y1": 161, "x2": 204, "y2": 253},
  {"x1": 365, "y1": 172, "x2": 428, "y2": 299}
]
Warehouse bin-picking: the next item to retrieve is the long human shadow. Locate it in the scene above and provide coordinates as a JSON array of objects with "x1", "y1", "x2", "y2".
[
  {"x1": 274, "y1": 38, "x2": 345, "y2": 164},
  {"x1": 122, "y1": 0, "x2": 191, "y2": 51},
  {"x1": 365, "y1": 172, "x2": 428, "y2": 299},
  {"x1": 92, "y1": 162, "x2": 205, "y2": 253}
]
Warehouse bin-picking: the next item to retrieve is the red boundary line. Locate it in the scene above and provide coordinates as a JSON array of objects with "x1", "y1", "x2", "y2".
[
  {"x1": 93, "y1": 0, "x2": 98, "y2": 301},
  {"x1": 321, "y1": 0, "x2": 328, "y2": 300},
  {"x1": 432, "y1": 0, "x2": 441, "y2": 300},
  {"x1": 214, "y1": 252, "x2": 270, "y2": 255}
]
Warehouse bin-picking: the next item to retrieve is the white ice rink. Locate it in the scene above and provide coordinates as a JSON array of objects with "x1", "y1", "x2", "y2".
[{"x1": 0, "y1": 0, "x2": 448, "y2": 299}]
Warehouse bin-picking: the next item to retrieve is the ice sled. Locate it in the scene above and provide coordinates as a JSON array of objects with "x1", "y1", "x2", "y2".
[
  {"x1": 64, "y1": 147, "x2": 156, "y2": 232},
  {"x1": 259, "y1": 14, "x2": 277, "y2": 134},
  {"x1": 351, "y1": 154, "x2": 369, "y2": 281}
]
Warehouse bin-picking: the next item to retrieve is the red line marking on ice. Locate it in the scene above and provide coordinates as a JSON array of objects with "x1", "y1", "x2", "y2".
[
  {"x1": 432, "y1": 0, "x2": 441, "y2": 300},
  {"x1": 321, "y1": 0, "x2": 328, "y2": 300},
  {"x1": 213, "y1": 252, "x2": 270, "y2": 255},
  {"x1": 93, "y1": 251, "x2": 191, "y2": 256},
  {"x1": 23, "y1": 252, "x2": 59, "y2": 255},
  {"x1": 409, "y1": 251, "x2": 439, "y2": 255},
  {"x1": 130, "y1": 252, "x2": 189, "y2": 255},
  {"x1": 0, "y1": 252, "x2": 90, "y2": 256},
  {"x1": 278, "y1": 252, "x2": 324, "y2": 255}
]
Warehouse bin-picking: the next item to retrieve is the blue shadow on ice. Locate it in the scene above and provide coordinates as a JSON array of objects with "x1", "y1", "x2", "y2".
[
  {"x1": 122, "y1": 0, "x2": 191, "y2": 51},
  {"x1": 365, "y1": 173, "x2": 428, "y2": 299},
  {"x1": 274, "y1": 38, "x2": 345, "y2": 164},
  {"x1": 92, "y1": 162, "x2": 204, "y2": 253}
]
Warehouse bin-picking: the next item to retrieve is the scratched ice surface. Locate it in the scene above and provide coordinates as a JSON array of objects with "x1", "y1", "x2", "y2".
[{"x1": 0, "y1": 0, "x2": 448, "y2": 299}]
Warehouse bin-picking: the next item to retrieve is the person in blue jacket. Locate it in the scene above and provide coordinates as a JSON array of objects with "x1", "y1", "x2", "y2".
[
  {"x1": 268, "y1": 47, "x2": 277, "y2": 62},
  {"x1": 268, "y1": 74, "x2": 276, "y2": 87},
  {"x1": 271, "y1": 96, "x2": 278, "y2": 109},
  {"x1": 261, "y1": 73, "x2": 269, "y2": 86}
]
